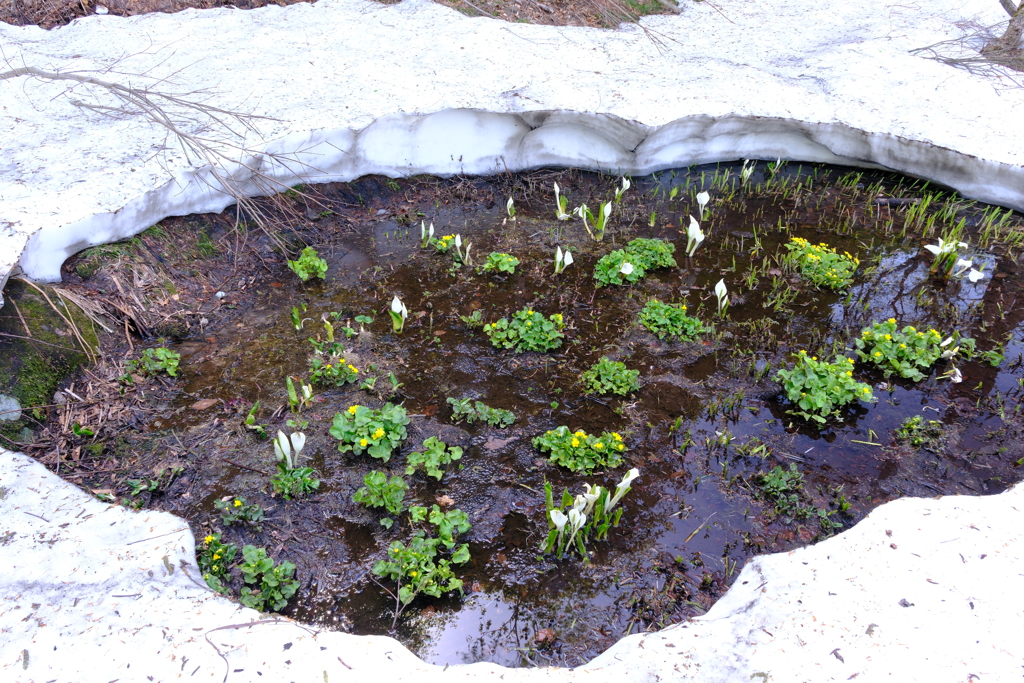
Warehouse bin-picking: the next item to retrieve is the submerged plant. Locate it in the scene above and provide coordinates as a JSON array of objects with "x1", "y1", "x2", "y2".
[
  {"x1": 775, "y1": 352, "x2": 874, "y2": 424},
  {"x1": 405, "y1": 436, "x2": 464, "y2": 480},
  {"x1": 854, "y1": 319, "x2": 974, "y2": 381},
  {"x1": 554, "y1": 245, "x2": 574, "y2": 275},
  {"x1": 130, "y1": 347, "x2": 181, "y2": 377},
  {"x1": 329, "y1": 402, "x2": 410, "y2": 461},
  {"x1": 389, "y1": 295, "x2": 409, "y2": 334},
  {"x1": 479, "y1": 252, "x2": 519, "y2": 275},
  {"x1": 287, "y1": 246, "x2": 328, "y2": 282},
  {"x1": 580, "y1": 356, "x2": 640, "y2": 396},
  {"x1": 239, "y1": 545, "x2": 299, "y2": 613},
  {"x1": 533, "y1": 426, "x2": 626, "y2": 474},
  {"x1": 541, "y1": 468, "x2": 639, "y2": 560},
  {"x1": 895, "y1": 415, "x2": 944, "y2": 448},
  {"x1": 785, "y1": 237, "x2": 859, "y2": 290},
  {"x1": 447, "y1": 397, "x2": 515, "y2": 427},
  {"x1": 638, "y1": 300, "x2": 708, "y2": 341},
  {"x1": 483, "y1": 308, "x2": 565, "y2": 353}
]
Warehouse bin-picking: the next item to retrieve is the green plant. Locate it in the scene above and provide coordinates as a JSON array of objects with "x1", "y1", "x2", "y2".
[
  {"x1": 353, "y1": 470, "x2": 408, "y2": 527},
  {"x1": 593, "y1": 238, "x2": 676, "y2": 286},
  {"x1": 460, "y1": 310, "x2": 484, "y2": 328},
  {"x1": 714, "y1": 279, "x2": 729, "y2": 317},
  {"x1": 923, "y1": 231, "x2": 967, "y2": 279},
  {"x1": 243, "y1": 401, "x2": 267, "y2": 438},
  {"x1": 784, "y1": 236, "x2": 859, "y2": 290},
  {"x1": 580, "y1": 357, "x2": 640, "y2": 396},
  {"x1": 329, "y1": 402, "x2": 410, "y2": 461},
  {"x1": 854, "y1": 320, "x2": 973, "y2": 381},
  {"x1": 638, "y1": 300, "x2": 708, "y2": 341},
  {"x1": 308, "y1": 353, "x2": 360, "y2": 387},
  {"x1": 575, "y1": 201, "x2": 612, "y2": 241},
  {"x1": 775, "y1": 352, "x2": 874, "y2": 423},
  {"x1": 895, "y1": 415, "x2": 944, "y2": 448},
  {"x1": 372, "y1": 532, "x2": 470, "y2": 612},
  {"x1": 214, "y1": 496, "x2": 265, "y2": 530},
  {"x1": 270, "y1": 430, "x2": 319, "y2": 500},
  {"x1": 553, "y1": 182, "x2": 571, "y2": 221},
  {"x1": 756, "y1": 464, "x2": 806, "y2": 518},
  {"x1": 409, "y1": 504, "x2": 471, "y2": 548},
  {"x1": 198, "y1": 533, "x2": 238, "y2": 594},
  {"x1": 483, "y1": 308, "x2": 565, "y2": 352},
  {"x1": 285, "y1": 376, "x2": 314, "y2": 413},
  {"x1": 239, "y1": 545, "x2": 299, "y2": 612},
  {"x1": 431, "y1": 233, "x2": 456, "y2": 253},
  {"x1": 553, "y1": 245, "x2": 574, "y2": 275},
  {"x1": 130, "y1": 347, "x2": 181, "y2": 377},
  {"x1": 126, "y1": 467, "x2": 182, "y2": 496},
  {"x1": 287, "y1": 246, "x2": 328, "y2": 282},
  {"x1": 405, "y1": 437, "x2": 464, "y2": 480},
  {"x1": 533, "y1": 426, "x2": 627, "y2": 474},
  {"x1": 541, "y1": 468, "x2": 638, "y2": 560},
  {"x1": 389, "y1": 295, "x2": 409, "y2": 334},
  {"x1": 446, "y1": 397, "x2": 515, "y2": 427},
  {"x1": 479, "y1": 252, "x2": 519, "y2": 275}
]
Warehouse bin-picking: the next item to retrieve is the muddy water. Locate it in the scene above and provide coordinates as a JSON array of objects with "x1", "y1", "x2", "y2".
[{"x1": 125, "y1": 163, "x2": 1024, "y2": 667}]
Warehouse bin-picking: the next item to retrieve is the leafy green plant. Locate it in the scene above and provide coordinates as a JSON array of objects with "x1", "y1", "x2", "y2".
[
  {"x1": 784, "y1": 236, "x2": 859, "y2": 290},
  {"x1": 580, "y1": 357, "x2": 640, "y2": 396},
  {"x1": 753, "y1": 465, "x2": 842, "y2": 535},
  {"x1": 460, "y1": 310, "x2": 484, "y2": 328},
  {"x1": 638, "y1": 300, "x2": 708, "y2": 341},
  {"x1": 895, "y1": 415, "x2": 944, "y2": 448},
  {"x1": 126, "y1": 467, "x2": 182, "y2": 496},
  {"x1": 239, "y1": 545, "x2": 299, "y2": 613},
  {"x1": 533, "y1": 426, "x2": 627, "y2": 474},
  {"x1": 483, "y1": 308, "x2": 565, "y2": 352},
  {"x1": 214, "y1": 496, "x2": 265, "y2": 530},
  {"x1": 923, "y1": 231, "x2": 967, "y2": 280},
  {"x1": 372, "y1": 533, "x2": 470, "y2": 618},
  {"x1": 270, "y1": 430, "x2": 319, "y2": 500},
  {"x1": 329, "y1": 402, "x2": 410, "y2": 461},
  {"x1": 353, "y1": 470, "x2": 408, "y2": 527},
  {"x1": 854, "y1": 319, "x2": 973, "y2": 381},
  {"x1": 287, "y1": 246, "x2": 328, "y2": 282},
  {"x1": 285, "y1": 376, "x2": 314, "y2": 413},
  {"x1": 409, "y1": 505, "x2": 471, "y2": 548},
  {"x1": 389, "y1": 295, "x2": 409, "y2": 334},
  {"x1": 130, "y1": 347, "x2": 181, "y2": 377},
  {"x1": 431, "y1": 233, "x2": 456, "y2": 253},
  {"x1": 308, "y1": 353, "x2": 360, "y2": 387},
  {"x1": 541, "y1": 469, "x2": 638, "y2": 561},
  {"x1": 775, "y1": 352, "x2": 874, "y2": 423},
  {"x1": 575, "y1": 201, "x2": 612, "y2": 241},
  {"x1": 594, "y1": 238, "x2": 676, "y2": 286},
  {"x1": 446, "y1": 397, "x2": 515, "y2": 427},
  {"x1": 198, "y1": 533, "x2": 238, "y2": 594},
  {"x1": 479, "y1": 252, "x2": 519, "y2": 275},
  {"x1": 405, "y1": 437, "x2": 464, "y2": 480},
  {"x1": 243, "y1": 401, "x2": 267, "y2": 438}
]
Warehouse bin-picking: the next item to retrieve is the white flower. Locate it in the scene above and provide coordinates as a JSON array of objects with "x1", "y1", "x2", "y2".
[
  {"x1": 289, "y1": 432, "x2": 307, "y2": 456},
  {"x1": 714, "y1": 279, "x2": 729, "y2": 316},
  {"x1": 967, "y1": 268, "x2": 985, "y2": 282},
  {"x1": 686, "y1": 215, "x2": 705, "y2": 257},
  {"x1": 580, "y1": 484, "x2": 603, "y2": 516},
  {"x1": 549, "y1": 509, "x2": 568, "y2": 531},
  {"x1": 607, "y1": 468, "x2": 639, "y2": 511},
  {"x1": 924, "y1": 238, "x2": 967, "y2": 257},
  {"x1": 620, "y1": 262, "x2": 634, "y2": 276},
  {"x1": 274, "y1": 430, "x2": 291, "y2": 462},
  {"x1": 948, "y1": 367, "x2": 963, "y2": 383},
  {"x1": 554, "y1": 183, "x2": 570, "y2": 221},
  {"x1": 506, "y1": 197, "x2": 515, "y2": 217},
  {"x1": 615, "y1": 177, "x2": 631, "y2": 202},
  {"x1": 562, "y1": 249, "x2": 573, "y2": 267},
  {"x1": 391, "y1": 295, "x2": 407, "y2": 319},
  {"x1": 696, "y1": 191, "x2": 710, "y2": 214}
]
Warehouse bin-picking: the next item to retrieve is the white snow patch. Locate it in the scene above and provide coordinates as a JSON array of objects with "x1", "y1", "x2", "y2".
[{"x1": 2, "y1": 0, "x2": 1024, "y2": 303}]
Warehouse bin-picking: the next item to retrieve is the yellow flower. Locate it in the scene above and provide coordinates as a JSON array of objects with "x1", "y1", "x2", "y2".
[
  {"x1": 883, "y1": 334, "x2": 891, "y2": 340},
  {"x1": 846, "y1": 371, "x2": 852, "y2": 376},
  {"x1": 525, "y1": 321, "x2": 532, "y2": 327},
  {"x1": 410, "y1": 571, "x2": 418, "y2": 577},
  {"x1": 204, "y1": 535, "x2": 214, "y2": 545},
  {"x1": 575, "y1": 430, "x2": 586, "y2": 437},
  {"x1": 526, "y1": 309, "x2": 535, "y2": 316},
  {"x1": 359, "y1": 438, "x2": 368, "y2": 447},
  {"x1": 373, "y1": 428, "x2": 385, "y2": 439},
  {"x1": 594, "y1": 442, "x2": 604, "y2": 450},
  {"x1": 874, "y1": 351, "x2": 882, "y2": 357},
  {"x1": 888, "y1": 318, "x2": 896, "y2": 324},
  {"x1": 571, "y1": 438, "x2": 580, "y2": 448},
  {"x1": 899, "y1": 343, "x2": 906, "y2": 349},
  {"x1": 234, "y1": 499, "x2": 242, "y2": 507},
  {"x1": 212, "y1": 565, "x2": 219, "y2": 572},
  {"x1": 349, "y1": 365, "x2": 358, "y2": 373},
  {"x1": 326, "y1": 363, "x2": 333, "y2": 369},
  {"x1": 348, "y1": 405, "x2": 359, "y2": 415},
  {"x1": 213, "y1": 553, "x2": 221, "y2": 560},
  {"x1": 612, "y1": 432, "x2": 622, "y2": 441}
]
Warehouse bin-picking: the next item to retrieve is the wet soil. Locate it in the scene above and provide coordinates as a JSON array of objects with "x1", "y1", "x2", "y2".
[{"x1": 8, "y1": 162, "x2": 1024, "y2": 668}]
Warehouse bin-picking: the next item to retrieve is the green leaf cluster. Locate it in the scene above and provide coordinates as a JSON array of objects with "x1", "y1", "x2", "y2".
[
  {"x1": 198, "y1": 533, "x2": 237, "y2": 593},
  {"x1": 895, "y1": 415, "x2": 944, "y2": 448},
  {"x1": 239, "y1": 545, "x2": 299, "y2": 613},
  {"x1": 483, "y1": 308, "x2": 565, "y2": 353},
  {"x1": 478, "y1": 252, "x2": 520, "y2": 275},
  {"x1": 409, "y1": 504, "x2": 470, "y2": 548},
  {"x1": 784, "y1": 236, "x2": 858, "y2": 290},
  {"x1": 593, "y1": 238, "x2": 676, "y2": 286},
  {"x1": 405, "y1": 437, "x2": 463, "y2": 480},
  {"x1": 308, "y1": 353, "x2": 360, "y2": 387},
  {"x1": 214, "y1": 496, "x2": 265, "y2": 530},
  {"x1": 131, "y1": 347, "x2": 181, "y2": 377},
  {"x1": 329, "y1": 402, "x2": 410, "y2": 461},
  {"x1": 754, "y1": 465, "x2": 842, "y2": 535},
  {"x1": 353, "y1": 470, "x2": 408, "y2": 526},
  {"x1": 580, "y1": 356, "x2": 640, "y2": 396},
  {"x1": 287, "y1": 246, "x2": 328, "y2": 282},
  {"x1": 270, "y1": 463, "x2": 319, "y2": 500},
  {"x1": 775, "y1": 352, "x2": 874, "y2": 423},
  {"x1": 446, "y1": 397, "x2": 515, "y2": 427},
  {"x1": 854, "y1": 319, "x2": 971, "y2": 381},
  {"x1": 638, "y1": 300, "x2": 708, "y2": 341},
  {"x1": 533, "y1": 426, "x2": 626, "y2": 474}
]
